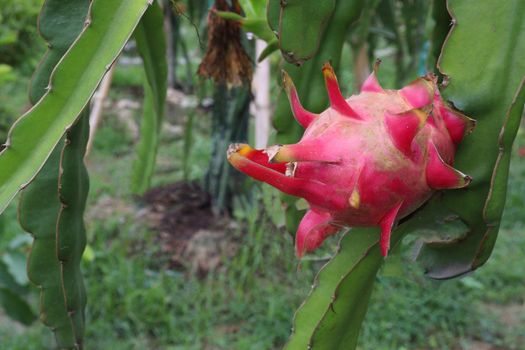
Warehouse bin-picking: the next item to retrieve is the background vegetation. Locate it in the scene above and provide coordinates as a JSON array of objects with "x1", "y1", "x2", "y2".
[{"x1": 0, "y1": 1, "x2": 523, "y2": 349}]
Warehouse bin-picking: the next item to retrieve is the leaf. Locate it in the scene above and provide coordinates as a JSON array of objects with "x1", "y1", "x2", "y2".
[
  {"x1": 238, "y1": 0, "x2": 265, "y2": 18},
  {"x1": 236, "y1": 0, "x2": 276, "y2": 42},
  {"x1": 0, "y1": 259, "x2": 22, "y2": 293},
  {"x1": 135, "y1": 1, "x2": 167, "y2": 119},
  {"x1": 215, "y1": 10, "x2": 244, "y2": 22},
  {"x1": 216, "y1": 0, "x2": 277, "y2": 62},
  {"x1": 132, "y1": 85, "x2": 158, "y2": 194},
  {"x1": 1, "y1": 251, "x2": 28, "y2": 286},
  {"x1": 257, "y1": 40, "x2": 279, "y2": 62},
  {"x1": 0, "y1": 288, "x2": 36, "y2": 326},
  {"x1": 131, "y1": 0, "x2": 167, "y2": 194},
  {"x1": 415, "y1": 0, "x2": 525, "y2": 279},
  {"x1": 0, "y1": 0, "x2": 152, "y2": 215}
]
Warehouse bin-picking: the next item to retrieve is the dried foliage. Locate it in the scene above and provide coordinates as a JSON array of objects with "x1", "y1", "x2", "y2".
[{"x1": 198, "y1": 0, "x2": 252, "y2": 86}]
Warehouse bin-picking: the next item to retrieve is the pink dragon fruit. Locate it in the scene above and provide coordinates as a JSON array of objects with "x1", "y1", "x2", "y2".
[{"x1": 227, "y1": 62, "x2": 474, "y2": 258}]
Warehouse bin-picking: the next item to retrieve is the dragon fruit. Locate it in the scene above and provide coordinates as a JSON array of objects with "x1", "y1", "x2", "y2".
[{"x1": 227, "y1": 62, "x2": 474, "y2": 258}]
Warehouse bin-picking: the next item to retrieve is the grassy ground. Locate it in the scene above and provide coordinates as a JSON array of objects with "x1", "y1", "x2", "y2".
[{"x1": 0, "y1": 66, "x2": 524, "y2": 349}]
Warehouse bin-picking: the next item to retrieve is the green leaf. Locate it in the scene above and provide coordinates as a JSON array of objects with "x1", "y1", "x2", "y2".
[
  {"x1": 238, "y1": 0, "x2": 265, "y2": 18},
  {"x1": 0, "y1": 259, "x2": 22, "y2": 292},
  {"x1": 0, "y1": 0, "x2": 152, "y2": 215},
  {"x1": 277, "y1": 0, "x2": 336, "y2": 65},
  {"x1": 257, "y1": 40, "x2": 279, "y2": 62},
  {"x1": 415, "y1": 0, "x2": 525, "y2": 278},
  {"x1": 131, "y1": 0, "x2": 167, "y2": 194},
  {"x1": 132, "y1": 84, "x2": 158, "y2": 194},
  {"x1": 216, "y1": 0, "x2": 276, "y2": 43},
  {"x1": 215, "y1": 10, "x2": 244, "y2": 22},
  {"x1": 0, "y1": 288, "x2": 36, "y2": 326},
  {"x1": 1, "y1": 251, "x2": 28, "y2": 286}
]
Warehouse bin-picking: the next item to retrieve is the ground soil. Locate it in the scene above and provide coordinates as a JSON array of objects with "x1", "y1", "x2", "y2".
[{"x1": 140, "y1": 181, "x2": 237, "y2": 274}]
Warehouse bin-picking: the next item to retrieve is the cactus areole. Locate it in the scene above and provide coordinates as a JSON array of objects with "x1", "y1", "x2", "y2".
[{"x1": 227, "y1": 62, "x2": 474, "y2": 258}]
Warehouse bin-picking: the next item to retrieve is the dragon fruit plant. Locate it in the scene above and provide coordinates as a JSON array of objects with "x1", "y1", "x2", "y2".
[
  {"x1": 0, "y1": 0, "x2": 523, "y2": 348},
  {"x1": 228, "y1": 62, "x2": 475, "y2": 258}
]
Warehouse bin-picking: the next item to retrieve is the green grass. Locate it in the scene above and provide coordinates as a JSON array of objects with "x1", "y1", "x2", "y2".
[{"x1": 0, "y1": 64, "x2": 524, "y2": 349}]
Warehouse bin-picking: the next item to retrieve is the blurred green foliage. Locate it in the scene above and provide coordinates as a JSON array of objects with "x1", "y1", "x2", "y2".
[
  {"x1": 0, "y1": 209, "x2": 36, "y2": 327},
  {"x1": 0, "y1": 74, "x2": 32, "y2": 145},
  {"x1": 0, "y1": 0, "x2": 43, "y2": 69},
  {"x1": 0, "y1": 0, "x2": 45, "y2": 143}
]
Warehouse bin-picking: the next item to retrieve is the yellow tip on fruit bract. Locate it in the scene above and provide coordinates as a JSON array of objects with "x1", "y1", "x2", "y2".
[
  {"x1": 349, "y1": 189, "x2": 360, "y2": 209},
  {"x1": 322, "y1": 62, "x2": 336, "y2": 80},
  {"x1": 237, "y1": 144, "x2": 253, "y2": 156},
  {"x1": 281, "y1": 70, "x2": 294, "y2": 92}
]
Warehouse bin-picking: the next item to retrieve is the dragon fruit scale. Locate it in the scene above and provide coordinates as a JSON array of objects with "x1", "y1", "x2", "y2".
[{"x1": 227, "y1": 62, "x2": 475, "y2": 258}]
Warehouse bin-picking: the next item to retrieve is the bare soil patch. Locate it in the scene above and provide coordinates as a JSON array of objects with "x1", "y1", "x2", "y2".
[{"x1": 140, "y1": 181, "x2": 238, "y2": 274}]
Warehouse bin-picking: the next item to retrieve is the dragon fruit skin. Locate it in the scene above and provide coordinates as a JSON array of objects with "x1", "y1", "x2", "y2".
[{"x1": 227, "y1": 62, "x2": 474, "y2": 258}]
